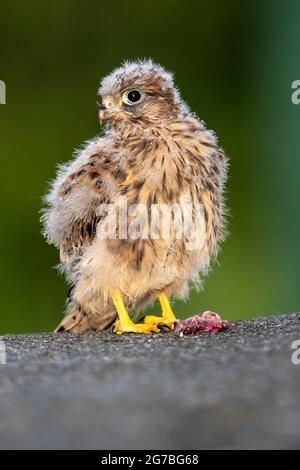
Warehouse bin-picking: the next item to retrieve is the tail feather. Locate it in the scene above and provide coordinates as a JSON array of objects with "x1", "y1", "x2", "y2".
[{"x1": 55, "y1": 308, "x2": 93, "y2": 333}]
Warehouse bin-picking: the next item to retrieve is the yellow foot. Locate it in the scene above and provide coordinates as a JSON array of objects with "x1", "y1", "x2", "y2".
[
  {"x1": 143, "y1": 314, "x2": 176, "y2": 331},
  {"x1": 113, "y1": 319, "x2": 160, "y2": 335},
  {"x1": 143, "y1": 293, "x2": 178, "y2": 331},
  {"x1": 112, "y1": 290, "x2": 160, "y2": 335},
  {"x1": 112, "y1": 290, "x2": 177, "y2": 335}
]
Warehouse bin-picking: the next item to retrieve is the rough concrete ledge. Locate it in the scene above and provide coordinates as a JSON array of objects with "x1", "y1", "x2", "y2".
[{"x1": 0, "y1": 313, "x2": 300, "y2": 449}]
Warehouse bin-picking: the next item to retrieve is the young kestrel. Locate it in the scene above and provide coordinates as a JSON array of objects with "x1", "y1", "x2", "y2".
[{"x1": 42, "y1": 60, "x2": 228, "y2": 334}]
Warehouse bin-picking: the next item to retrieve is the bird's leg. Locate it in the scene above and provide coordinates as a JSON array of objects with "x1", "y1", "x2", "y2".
[
  {"x1": 143, "y1": 293, "x2": 177, "y2": 331},
  {"x1": 112, "y1": 290, "x2": 160, "y2": 335}
]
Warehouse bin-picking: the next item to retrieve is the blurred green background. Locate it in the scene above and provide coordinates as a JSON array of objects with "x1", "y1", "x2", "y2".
[{"x1": 0, "y1": 1, "x2": 299, "y2": 333}]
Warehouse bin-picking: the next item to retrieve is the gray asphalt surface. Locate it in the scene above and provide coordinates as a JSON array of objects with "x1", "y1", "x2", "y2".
[{"x1": 0, "y1": 313, "x2": 300, "y2": 449}]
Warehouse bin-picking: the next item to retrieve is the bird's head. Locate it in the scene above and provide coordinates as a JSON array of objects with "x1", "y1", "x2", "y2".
[{"x1": 98, "y1": 60, "x2": 188, "y2": 129}]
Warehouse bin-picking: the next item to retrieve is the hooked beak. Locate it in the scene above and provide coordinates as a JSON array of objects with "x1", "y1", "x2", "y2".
[{"x1": 97, "y1": 98, "x2": 123, "y2": 125}]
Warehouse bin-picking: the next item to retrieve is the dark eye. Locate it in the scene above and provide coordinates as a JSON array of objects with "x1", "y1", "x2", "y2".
[
  {"x1": 123, "y1": 89, "x2": 143, "y2": 106},
  {"x1": 127, "y1": 90, "x2": 141, "y2": 102}
]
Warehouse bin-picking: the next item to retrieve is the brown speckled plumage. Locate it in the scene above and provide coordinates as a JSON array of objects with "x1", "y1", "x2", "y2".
[{"x1": 42, "y1": 60, "x2": 228, "y2": 332}]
